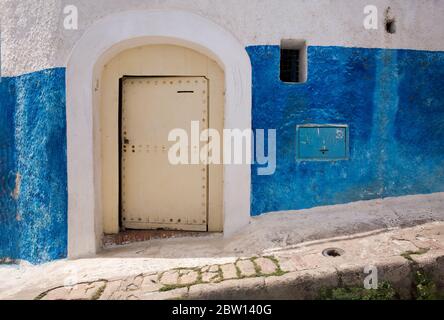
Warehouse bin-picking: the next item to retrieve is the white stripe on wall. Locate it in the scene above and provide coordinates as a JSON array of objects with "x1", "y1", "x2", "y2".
[{"x1": 1, "y1": 0, "x2": 444, "y2": 76}]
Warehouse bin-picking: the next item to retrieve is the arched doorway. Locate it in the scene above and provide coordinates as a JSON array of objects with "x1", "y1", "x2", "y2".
[
  {"x1": 66, "y1": 10, "x2": 251, "y2": 258},
  {"x1": 100, "y1": 44, "x2": 224, "y2": 234}
]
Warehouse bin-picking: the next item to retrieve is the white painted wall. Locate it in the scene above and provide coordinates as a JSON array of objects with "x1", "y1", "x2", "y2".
[{"x1": 2, "y1": 0, "x2": 444, "y2": 76}]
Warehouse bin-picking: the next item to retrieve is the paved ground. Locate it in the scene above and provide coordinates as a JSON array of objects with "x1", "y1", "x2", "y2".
[
  {"x1": 12, "y1": 221, "x2": 444, "y2": 300},
  {"x1": 1, "y1": 193, "x2": 443, "y2": 299}
]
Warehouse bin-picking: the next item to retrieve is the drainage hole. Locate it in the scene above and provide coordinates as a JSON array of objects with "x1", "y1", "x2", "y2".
[{"x1": 322, "y1": 248, "x2": 344, "y2": 257}]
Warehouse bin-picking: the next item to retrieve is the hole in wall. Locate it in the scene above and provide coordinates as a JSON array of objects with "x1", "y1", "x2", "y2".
[
  {"x1": 322, "y1": 247, "x2": 345, "y2": 257},
  {"x1": 385, "y1": 7, "x2": 396, "y2": 34},
  {"x1": 385, "y1": 19, "x2": 396, "y2": 34}
]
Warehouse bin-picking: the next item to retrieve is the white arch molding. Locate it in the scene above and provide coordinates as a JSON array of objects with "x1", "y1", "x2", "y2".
[{"x1": 66, "y1": 10, "x2": 252, "y2": 258}]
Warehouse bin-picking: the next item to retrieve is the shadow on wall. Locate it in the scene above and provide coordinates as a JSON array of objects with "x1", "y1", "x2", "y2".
[
  {"x1": 0, "y1": 68, "x2": 67, "y2": 264},
  {"x1": 248, "y1": 45, "x2": 444, "y2": 216}
]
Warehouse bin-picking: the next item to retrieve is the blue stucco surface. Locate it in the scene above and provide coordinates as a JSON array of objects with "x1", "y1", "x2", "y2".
[
  {"x1": 0, "y1": 68, "x2": 67, "y2": 263},
  {"x1": 248, "y1": 46, "x2": 444, "y2": 216},
  {"x1": 1, "y1": 46, "x2": 444, "y2": 263}
]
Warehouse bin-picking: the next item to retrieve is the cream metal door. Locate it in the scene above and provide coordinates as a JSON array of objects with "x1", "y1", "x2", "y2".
[{"x1": 121, "y1": 76, "x2": 208, "y2": 231}]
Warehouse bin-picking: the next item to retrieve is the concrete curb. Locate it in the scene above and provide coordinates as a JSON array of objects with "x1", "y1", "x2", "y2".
[{"x1": 183, "y1": 251, "x2": 444, "y2": 300}]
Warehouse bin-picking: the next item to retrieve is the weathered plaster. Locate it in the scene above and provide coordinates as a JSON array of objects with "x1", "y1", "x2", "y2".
[
  {"x1": 0, "y1": 68, "x2": 67, "y2": 263},
  {"x1": 2, "y1": 45, "x2": 444, "y2": 263},
  {"x1": 1, "y1": 2, "x2": 444, "y2": 264},
  {"x1": 2, "y1": 0, "x2": 444, "y2": 76},
  {"x1": 248, "y1": 45, "x2": 444, "y2": 215}
]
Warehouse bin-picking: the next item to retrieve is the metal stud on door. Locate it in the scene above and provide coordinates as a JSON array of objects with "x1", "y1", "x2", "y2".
[{"x1": 121, "y1": 77, "x2": 208, "y2": 231}]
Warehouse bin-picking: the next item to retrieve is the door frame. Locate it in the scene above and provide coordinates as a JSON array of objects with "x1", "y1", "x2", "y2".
[{"x1": 66, "y1": 10, "x2": 252, "y2": 258}]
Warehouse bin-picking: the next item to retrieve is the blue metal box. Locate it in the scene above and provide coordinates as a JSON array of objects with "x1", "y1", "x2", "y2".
[{"x1": 296, "y1": 124, "x2": 349, "y2": 160}]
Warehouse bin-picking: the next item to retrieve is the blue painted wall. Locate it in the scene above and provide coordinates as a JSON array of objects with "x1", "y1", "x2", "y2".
[
  {"x1": 0, "y1": 76, "x2": 19, "y2": 261},
  {"x1": 1, "y1": 46, "x2": 444, "y2": 263},
  {"x1": 248, "y1": 46, "x2": 444, "y2": 216},
  {"x1": 0, "y1": 68, "x2": 67, "y2": 263}
]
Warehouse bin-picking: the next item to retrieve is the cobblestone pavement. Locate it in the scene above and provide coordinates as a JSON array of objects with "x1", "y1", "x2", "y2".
[{"x1": 30, "y1": 221, "x2": 444, "y2": 300}]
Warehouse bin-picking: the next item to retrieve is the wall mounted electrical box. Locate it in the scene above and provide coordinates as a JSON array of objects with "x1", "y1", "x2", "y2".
[{"x1": 296, "y1": 124, "x2": 349, "y2": 160}]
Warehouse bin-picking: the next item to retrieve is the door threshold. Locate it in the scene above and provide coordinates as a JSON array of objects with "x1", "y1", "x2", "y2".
[{"x1": 103, "y1": 229, "x2": 211, "y2": 247}]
